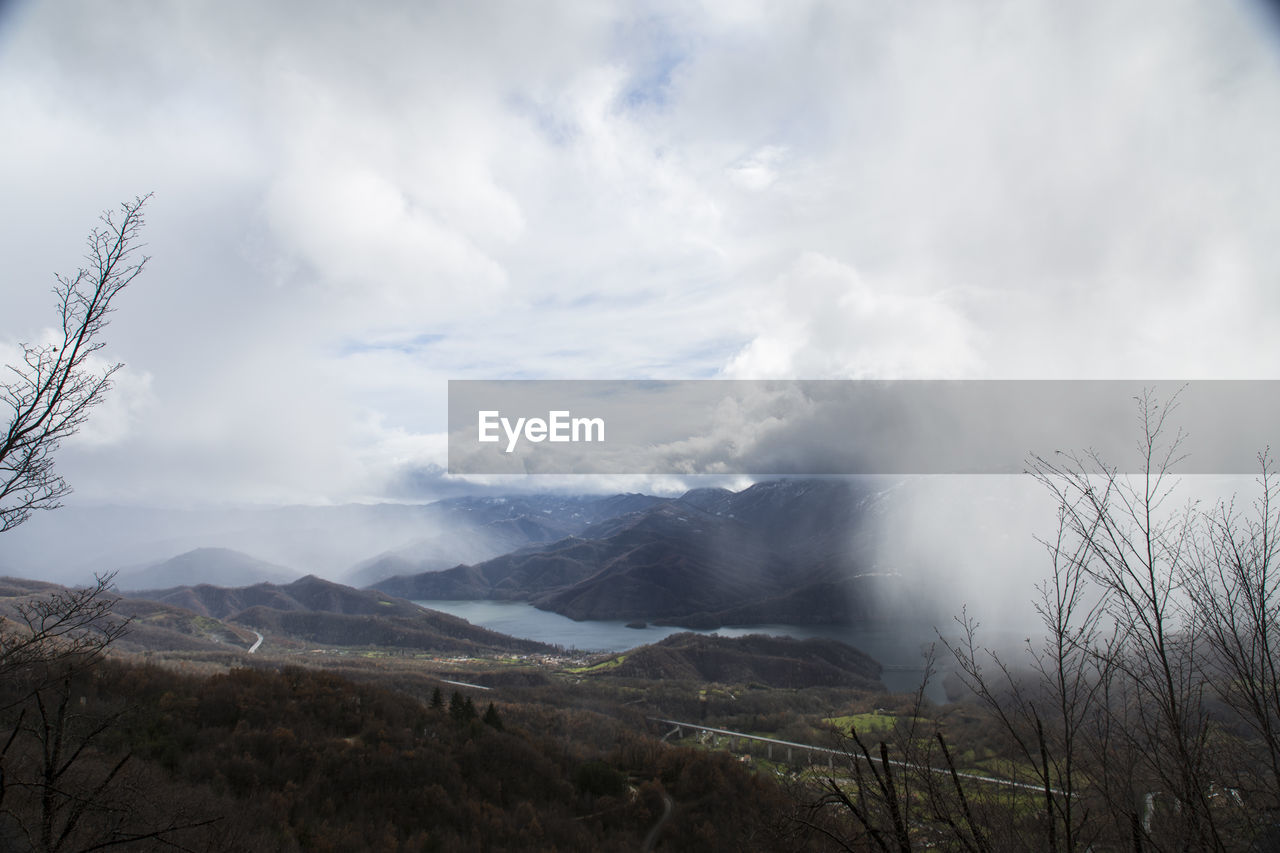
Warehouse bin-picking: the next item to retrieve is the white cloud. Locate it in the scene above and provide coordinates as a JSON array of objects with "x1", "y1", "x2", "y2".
[
  {"x1": 0, "y1": 331, "x2": 156, "y2": 451},
  {"x1": 724, "y1": 253, "x2": 982, "y2": 379},
  {"x1": 728, "y1": 145, "x2": 788, "y2": 191},
  {"x1": 263, "y1": 160, "x2": 511, "y2": 328},
  {"x1": 0, "y1": 0, "x2": 1278, "y2": 506},
  {"x1": 65, "y1": 364, "x2": 156, "y2": 449}
]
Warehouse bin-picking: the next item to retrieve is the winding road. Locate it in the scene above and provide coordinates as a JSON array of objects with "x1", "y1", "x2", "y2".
[{"x1": 641, "y1": 794, "x2": 673, "y2": 852}]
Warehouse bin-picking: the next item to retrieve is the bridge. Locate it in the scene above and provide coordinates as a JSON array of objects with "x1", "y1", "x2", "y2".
[{"x1": 649, "y1": 717, "x2": 1059, "y2": 794}]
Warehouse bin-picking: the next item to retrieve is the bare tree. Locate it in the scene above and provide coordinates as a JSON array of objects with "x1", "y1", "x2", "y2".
[
  {"x1": 1030, "y1": 392, "x2": 1231, "y2": 850},
  {"x1": 0, "y1": 199, "x2": 218, "y2": 851},
  {"x1": 0, "y1": 575, "x2": 131, "y2": 843},
  {"x1": 1, "y1": 195, "x2": 151, "y2": 532},
  {"x1": 823, "y1": 391, "x2": 1280, "y2": 851},
  {"x1": 808, "y1": 649, "x2": 962, "y2": 852},
  {"x1": 934, "y1": 392, "x2": 1273, "y2": 850},
  {"x1": 1184, "y1": 452, "x2": 1280, "y2": 835},
  {"x1": 0, "y1": 575, "x2": 128, "y2": 691}
]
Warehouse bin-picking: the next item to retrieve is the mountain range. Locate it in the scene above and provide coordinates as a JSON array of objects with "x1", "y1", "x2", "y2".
[
  {"x1": 370, "y1": 479, "x2": 901, "y2": 628},
  {"x1": 0, "y1": 496, "x2": 660, "y2": 586},
  {"x1": 0, "y1": 575, "x2": 555, "y2": 657},
  {"x1": 5, "y1": 479, "x2": 910, "y2": 638},
  {"x1": 120, "y1": 574, "x2": 555, "y2": 655},
  {"x1": 344, "y1": 492, "x2": 665, "y2": 588}
]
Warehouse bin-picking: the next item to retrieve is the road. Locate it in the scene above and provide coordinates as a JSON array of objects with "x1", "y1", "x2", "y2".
[
  {"x1": 248, "y1": 631, "x2": 263, "y2": 653},
  {"x1": 641, "y1": 794, "x2": 673, "y2": 852}
]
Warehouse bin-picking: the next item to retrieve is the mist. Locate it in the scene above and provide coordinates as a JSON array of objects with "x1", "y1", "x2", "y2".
[{"x1": 0, "y1": 503, "x2": 443, "y2": 585}]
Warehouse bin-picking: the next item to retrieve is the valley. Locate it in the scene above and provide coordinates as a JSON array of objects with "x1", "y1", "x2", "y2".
[
  {"x1": 0, "y1": 480, "x2": 952, "y2": 850},
  {"x1": 0, "y1": 477, "x2": 1184, "y2": 850},
  {"x1": 0, "y1": 563, "x2": 918, "y2": 850}
]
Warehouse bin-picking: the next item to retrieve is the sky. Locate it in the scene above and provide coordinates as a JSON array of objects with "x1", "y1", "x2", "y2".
[{"x1": 2, "y1": 0, "x2": 1280, "y2": 509}]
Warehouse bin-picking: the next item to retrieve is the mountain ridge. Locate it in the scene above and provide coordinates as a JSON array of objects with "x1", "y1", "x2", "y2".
[
  {"x1": 599, "y1": 631, "x2": 884, "y2": 689},
  {"x1": 371, "y1": 479, "x2": 900, "y2": 628},
  {"x1": 118, "y1": 574, "x2": 556, "y2": 654}
]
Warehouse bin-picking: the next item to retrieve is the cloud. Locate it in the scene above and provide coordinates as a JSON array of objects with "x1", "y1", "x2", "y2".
[
  {"x1": 723, "y1": 253, "x2": 981, "y2": 379},
  {"x1": 703, "y1": 1, "x2": 1280, "y2": 380},
  {"x1": 263, "y1": 159, "x2": 512, "y2": 328},
  {"x1": 65, "y1": 364, "x2": 156, "y2": 449},
  {"x1": 0, "y1": 0, "x2": 1278, "y2": 508},
  {"x1": 0, "y1": 329, "x2": 156, "y2": 454}
]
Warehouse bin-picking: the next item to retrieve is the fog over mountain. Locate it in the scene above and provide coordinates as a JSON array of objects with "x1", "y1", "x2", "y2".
[
  {"x1": 371, "y1": 480, "x2": 913, "y2": 628},
  {"x1": 0, "y1": 503, "x2": 452, "y2": 585},
  {"x1": 0, "y1": 476, "x2": 1079, "y2": 637},
  {"x1": 114, "y1": 547, "x2": 301, "y2": 591},
  {"x1": 0, "y1": 493, "x2": 662, "y2": 586}
]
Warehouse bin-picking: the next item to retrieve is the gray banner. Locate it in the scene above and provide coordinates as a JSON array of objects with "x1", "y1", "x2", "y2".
[{"x1": 447, "y1": 380, "x2": 1280, "y2": 475}]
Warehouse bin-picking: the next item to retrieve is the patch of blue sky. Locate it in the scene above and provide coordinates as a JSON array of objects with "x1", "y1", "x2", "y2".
[
  {"x1": 612, "y1": 13, "x2": 692, "y2": 112},
  {"x1": 337, "y1": 333, "x2": 446, "y2": 357},
  {"x1": 506, "y1": 92, "x2": 579, "y2": 147},
  {"x1": 620, "y1": 56, "x2": 680, "y2": 110},
  {"x1": 636, "y1": 348, "x2": 736, "y2": 379},
  {"x1": 527, "y1": 288, "x2": 662, "y2": 312},
  {"x1": 678, "y1": 339, "x2": 747, "y2": 377}
]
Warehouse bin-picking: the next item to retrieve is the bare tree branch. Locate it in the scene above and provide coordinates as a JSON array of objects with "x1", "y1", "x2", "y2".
[{"x1": 0, "y1": 195, "x2": 152, "y2": 532}]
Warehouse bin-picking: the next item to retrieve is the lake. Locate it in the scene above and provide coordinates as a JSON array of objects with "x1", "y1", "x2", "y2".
[{"x1": 415, "y1": 598, "x2": 947, "y2": 697}]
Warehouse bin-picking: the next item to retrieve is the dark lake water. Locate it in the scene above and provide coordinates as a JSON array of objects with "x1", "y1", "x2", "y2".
[{"x1": 415, "y1": 599, "x2": 946, "y2": 697}]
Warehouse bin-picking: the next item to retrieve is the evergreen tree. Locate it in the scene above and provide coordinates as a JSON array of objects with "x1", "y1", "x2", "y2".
[
  {"x1": 448, "y1": 690, "x2": 466, "y2": 722},
  {"x1": 483, "y1": 701, "x2": 503, "y2": 730},
  {"x1": 429, "y1": 686, "x2": 443, "y2": 710}
]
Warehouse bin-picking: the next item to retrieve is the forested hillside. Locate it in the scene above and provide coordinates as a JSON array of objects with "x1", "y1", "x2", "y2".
[{"x1": 0, "y1": 656, "x2": 807, "y2": 852}]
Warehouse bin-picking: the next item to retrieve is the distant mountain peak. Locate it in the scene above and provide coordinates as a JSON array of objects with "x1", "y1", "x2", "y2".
[
  {"x1": 117, "y1": 547, "x2": 301, "y2": 592},
  {"x1": 371, "y1": 478, "x2": 897, "y2": 627}
]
